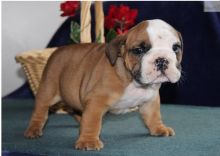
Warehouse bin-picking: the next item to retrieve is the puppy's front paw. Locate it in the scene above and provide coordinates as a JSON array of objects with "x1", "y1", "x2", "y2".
[
  {"x1": 24, "y1": 127, "x2": 43, "y2": 139},
  {"x1": 150, "y1": 125, "x2": 175, "y2": 137},
  {"x1": 75, "y1": 138, "x2": 104, "y2": 151}
]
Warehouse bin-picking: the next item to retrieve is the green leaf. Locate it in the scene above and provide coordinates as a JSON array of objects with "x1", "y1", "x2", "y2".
[
  {"x1": 70, "y1": 21, "x2": 80, "y2": 44},
  {"x1": 106, "y1": 29, "x2": 117, "y2": 43},
  {"x1": 95, "y1": 31, "x2": 102, "y2": 43}
]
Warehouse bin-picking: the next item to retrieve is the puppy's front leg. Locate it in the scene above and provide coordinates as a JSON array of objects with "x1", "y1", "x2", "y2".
[
  {"x1": 139, "y1": 95, "x2": 175, "y2": 137},
  {"x1": 75, "y1": 97, "x2": 109, "y2": 151}
]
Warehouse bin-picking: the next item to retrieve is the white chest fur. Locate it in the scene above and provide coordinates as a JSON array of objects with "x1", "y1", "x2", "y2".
[{"x1": 109, "y1": 82, "x2": 160, "y2": 114}]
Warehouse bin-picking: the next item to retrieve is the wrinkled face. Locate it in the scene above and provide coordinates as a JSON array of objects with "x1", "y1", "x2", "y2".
[{"x1": 106, "y1": 19, "x2": 183, "y2": 85}]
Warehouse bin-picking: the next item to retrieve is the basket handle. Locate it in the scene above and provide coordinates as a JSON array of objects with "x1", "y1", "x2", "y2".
[
  {"x1": 95, "y1": 1, "x2": 105, "y2": 43},
  {"x1": 80, "y1": 1, "x2": 105, "y2": 43}
]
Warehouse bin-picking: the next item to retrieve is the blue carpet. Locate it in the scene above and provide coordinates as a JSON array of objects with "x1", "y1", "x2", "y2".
[{"x1": 2, "y1": 99, "x2": 220, "y2": 156}]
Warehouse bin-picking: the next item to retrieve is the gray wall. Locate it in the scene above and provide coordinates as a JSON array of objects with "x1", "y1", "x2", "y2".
[{"x1": 2, "y1": 2, "x2": 66, "y2": 96}]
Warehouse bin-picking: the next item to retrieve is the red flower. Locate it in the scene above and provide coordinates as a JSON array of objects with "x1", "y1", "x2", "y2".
[
  {"x1": 60, "y1": 1, "x2": 80, "y2": 17},
  {"x1": 105, "y1": 4, "x2": 138, "y2": 31},
  {"x1": 116, "y1": 28, "x2": 128, "y2": 35}
]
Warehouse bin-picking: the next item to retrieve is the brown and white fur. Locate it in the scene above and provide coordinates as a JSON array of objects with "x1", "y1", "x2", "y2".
[{"x1": 24, "y1": 19, "x2": 183, "y2": 151}]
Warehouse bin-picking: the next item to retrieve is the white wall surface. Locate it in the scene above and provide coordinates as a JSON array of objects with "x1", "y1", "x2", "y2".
[{"x1": 2, "y1": 1, "x2": 66, "y2": 97}]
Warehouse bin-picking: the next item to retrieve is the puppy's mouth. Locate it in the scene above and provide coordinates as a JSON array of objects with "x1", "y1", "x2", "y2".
[
  {"x1": 134, "y1": 72, "x2": 173, "y2": 86},
  {"x1": 150, "y1": 73, "x2": 170, "y2": 84},
  {"x1": 133, "y1": 67, "x2": 181, "y2": 86},
  {"x1": 149, "y1": 71, "x2": 181, "y2": 85},
  {"x1": 134, "y1": 75, "x2": 164, "y2": 87}
]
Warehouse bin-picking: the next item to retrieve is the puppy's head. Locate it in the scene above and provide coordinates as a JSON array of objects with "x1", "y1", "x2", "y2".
[{"x1": 106, "y1": 19, "x2": 183, "y2": 85}]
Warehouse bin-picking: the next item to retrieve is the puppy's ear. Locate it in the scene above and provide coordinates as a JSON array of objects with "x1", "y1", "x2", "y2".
[
  {"x1": 105, "y1": 35, "x2": 127, "y2": 66},
  {"x1": 178, "y1": 32, "x2": 183, "y2": 52},
  {"x1": 177, "y1": 32, "x2": 183, "y2": 62}
]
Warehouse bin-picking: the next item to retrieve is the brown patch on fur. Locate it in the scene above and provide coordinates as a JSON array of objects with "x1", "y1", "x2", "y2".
[
  {"x1": 105, "y1": 21, "x2": 151, "y2": 82},
  {"x1": 126, "y1": 21, "x2": 150, "y2": 49},
  {"x1": 123, "y1": 21, "x2": 150, "y2": 76},
  {"x1": 106, "y1": 21, "x2": 150, "y2": 71}
]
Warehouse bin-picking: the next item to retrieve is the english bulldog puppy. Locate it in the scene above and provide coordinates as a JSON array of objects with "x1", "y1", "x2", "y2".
[{"x1": 24, "y1": 19, "x2": 183, "y2": 150}]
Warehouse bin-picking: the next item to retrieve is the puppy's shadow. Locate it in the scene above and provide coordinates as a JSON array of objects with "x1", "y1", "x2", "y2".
[
  {"x1": 48, "y1": 124, "x2": 79, "y2": 129},
  {"x1": 104, "y1": 112, "x2": 139, "y2": 123},
  {"x1": 104, "y1": 133, "x2": 152, "y2": 145},
  {"x1": 120, "y1": 133, "x2": 149, "y2": 139}
]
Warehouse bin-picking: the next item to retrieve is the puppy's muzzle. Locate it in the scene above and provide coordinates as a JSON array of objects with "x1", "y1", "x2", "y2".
[{"x1": 155, "y1": 57, "x2": 169, "y2": 72}]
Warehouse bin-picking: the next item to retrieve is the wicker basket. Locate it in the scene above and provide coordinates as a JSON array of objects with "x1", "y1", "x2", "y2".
[{"x1": 15, "y1": 48, "x2": 57, "y2": 95}]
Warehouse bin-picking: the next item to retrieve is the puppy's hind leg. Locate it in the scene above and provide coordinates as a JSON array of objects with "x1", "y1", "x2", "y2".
[{"x1": 24, "y1": 82, "x2": 60, "y2": 139}]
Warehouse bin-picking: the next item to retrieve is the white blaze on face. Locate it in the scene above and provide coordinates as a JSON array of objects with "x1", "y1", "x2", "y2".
[{"x1": 140, "y1": 19, "x2": 181, "y2": 84}]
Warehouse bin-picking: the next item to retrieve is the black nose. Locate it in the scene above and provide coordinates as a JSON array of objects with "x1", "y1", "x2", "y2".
[{"x1": 155, "y1": 57, "x2": 169, "y2": 71}]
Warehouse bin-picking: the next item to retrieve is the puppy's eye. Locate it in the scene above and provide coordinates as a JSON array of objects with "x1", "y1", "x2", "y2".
[
  {"x1": 132, "y1": 47, "x2": 145, "y2": 55},
  {"x1": 173, "y1": 43, "x2": 181, "y2": 53},
  {"x1": 132, "y1": 45, "x2": 151, "y2": 55}
]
